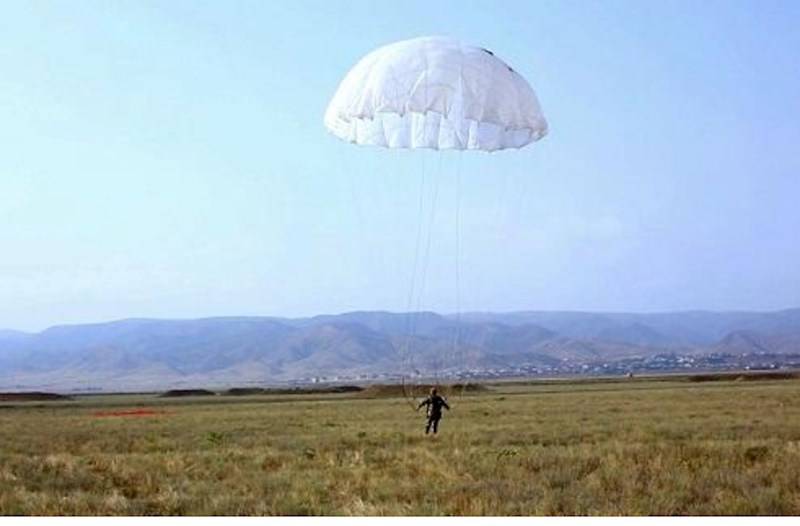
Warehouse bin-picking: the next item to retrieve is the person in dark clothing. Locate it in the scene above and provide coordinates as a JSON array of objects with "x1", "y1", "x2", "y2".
[{"x1": 417, "y1": 387, "x2": 450, "y2": 435}]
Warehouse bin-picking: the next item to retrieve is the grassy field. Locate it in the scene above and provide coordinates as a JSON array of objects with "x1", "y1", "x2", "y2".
[{"x1": 1, "y1": 375, "x2": 800, "y2": 515}]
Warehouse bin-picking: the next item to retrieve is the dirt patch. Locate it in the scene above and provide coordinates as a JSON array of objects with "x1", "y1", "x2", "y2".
[
  {"x1": 225, "y1": 387, "x2": 266, "y2": 396},
  {"x1": 359, "y1": 383, "x2": 488, "y2": 398},
  {"x1": 687, "y1": 371, "x2": 799, "y2": 383},
  {"x1": 160, "y1": 389, "x2": 217, "y2": 397},
  {"x1": 0, "y1": 392, "x2": 73, "y2": 402},
  {"x1": 92, "y1": 408, "x2": 168, "y2": 418},
  {"x1": 224, "y1": 385, "x2": 363, "y2": 396}
]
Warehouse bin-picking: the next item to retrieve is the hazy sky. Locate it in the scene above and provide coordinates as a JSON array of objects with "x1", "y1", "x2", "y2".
[{"x1": 2, "y1": 1, "x2": 799, "y2": 331}]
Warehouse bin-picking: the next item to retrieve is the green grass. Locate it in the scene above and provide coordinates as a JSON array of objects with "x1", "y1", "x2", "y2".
[{"x1": 1, "y1": 377, "x2": 800, "y2": 515}]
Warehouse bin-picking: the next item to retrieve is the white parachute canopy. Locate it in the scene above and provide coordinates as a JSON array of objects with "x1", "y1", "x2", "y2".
[{"x1": 325, "y1": 36, "x2": 548, "y2": 152}]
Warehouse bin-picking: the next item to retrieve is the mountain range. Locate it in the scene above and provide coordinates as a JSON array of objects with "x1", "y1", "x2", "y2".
[{"x1": 1, "y1": 309, "x2": 799, "y2": 391}]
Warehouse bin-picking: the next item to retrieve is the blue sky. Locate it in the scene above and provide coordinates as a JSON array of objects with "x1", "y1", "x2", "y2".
[{"x1": 1, "y1": 0, "x2": 799, "y2": 331}]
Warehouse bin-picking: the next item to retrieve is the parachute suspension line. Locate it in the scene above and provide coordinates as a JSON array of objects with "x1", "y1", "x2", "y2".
[
  {"x1": 453, "y1": 150, "x2": 465, "y2": 399},
  {"x1": 401, "y1": 149, "x2": 443, "y2": 408},
  {"x1": 403, "y1": 49, "x2": 437, "y2": 409},
  {"x1": 400, "y1": 150, "x2": 430, "y2": 410},
  {"x1": 414, "y1": 150, "x2": 444, "y2": 390},
  {"x1": 406, "y1": 154, "x2": 427, "y2": 333}
]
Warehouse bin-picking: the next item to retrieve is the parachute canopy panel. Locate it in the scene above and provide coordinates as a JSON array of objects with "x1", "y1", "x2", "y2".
[{"x1": 324, "y1": 36, "x2": 548, "y2": 152}]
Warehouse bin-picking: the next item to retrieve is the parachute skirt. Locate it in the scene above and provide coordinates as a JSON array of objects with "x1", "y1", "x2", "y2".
[{"x1": 325, "y1": 110, "x2": 546, "y2": 152}]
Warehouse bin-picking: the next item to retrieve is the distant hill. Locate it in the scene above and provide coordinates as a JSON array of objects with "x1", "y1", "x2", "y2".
[
  {"x1": 459, "y1": 309, "x2": 800, "y2": 346},
  {"x1": 0, "y1": 329, "x2": 29, "y2": 341},
  {"x1": 1, "y1": 309, "x2": 798, "y2": 391}
]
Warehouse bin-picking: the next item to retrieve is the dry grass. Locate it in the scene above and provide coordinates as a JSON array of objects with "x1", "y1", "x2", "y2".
[{"x1": 1, "y1": 377, "x2": 799, "y2": 515}]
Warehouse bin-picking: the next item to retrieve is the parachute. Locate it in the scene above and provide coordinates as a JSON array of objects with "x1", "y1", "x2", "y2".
[
  {"x1": 324, "y1": 36, "x2": 548, "y2": 405},
  {"x1": 324, "y1": 36, "x2": 548, "y2": 151}
]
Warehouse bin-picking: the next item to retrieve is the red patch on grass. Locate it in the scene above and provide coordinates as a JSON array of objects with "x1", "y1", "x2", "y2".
[{"x1": 92, "y1": 408, "x2": 168, "y2": 418}]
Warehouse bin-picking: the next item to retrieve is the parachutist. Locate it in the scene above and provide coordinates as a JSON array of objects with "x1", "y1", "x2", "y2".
[{"x1": 417, "y1": 387, "x2": 450, "y2": 435}]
